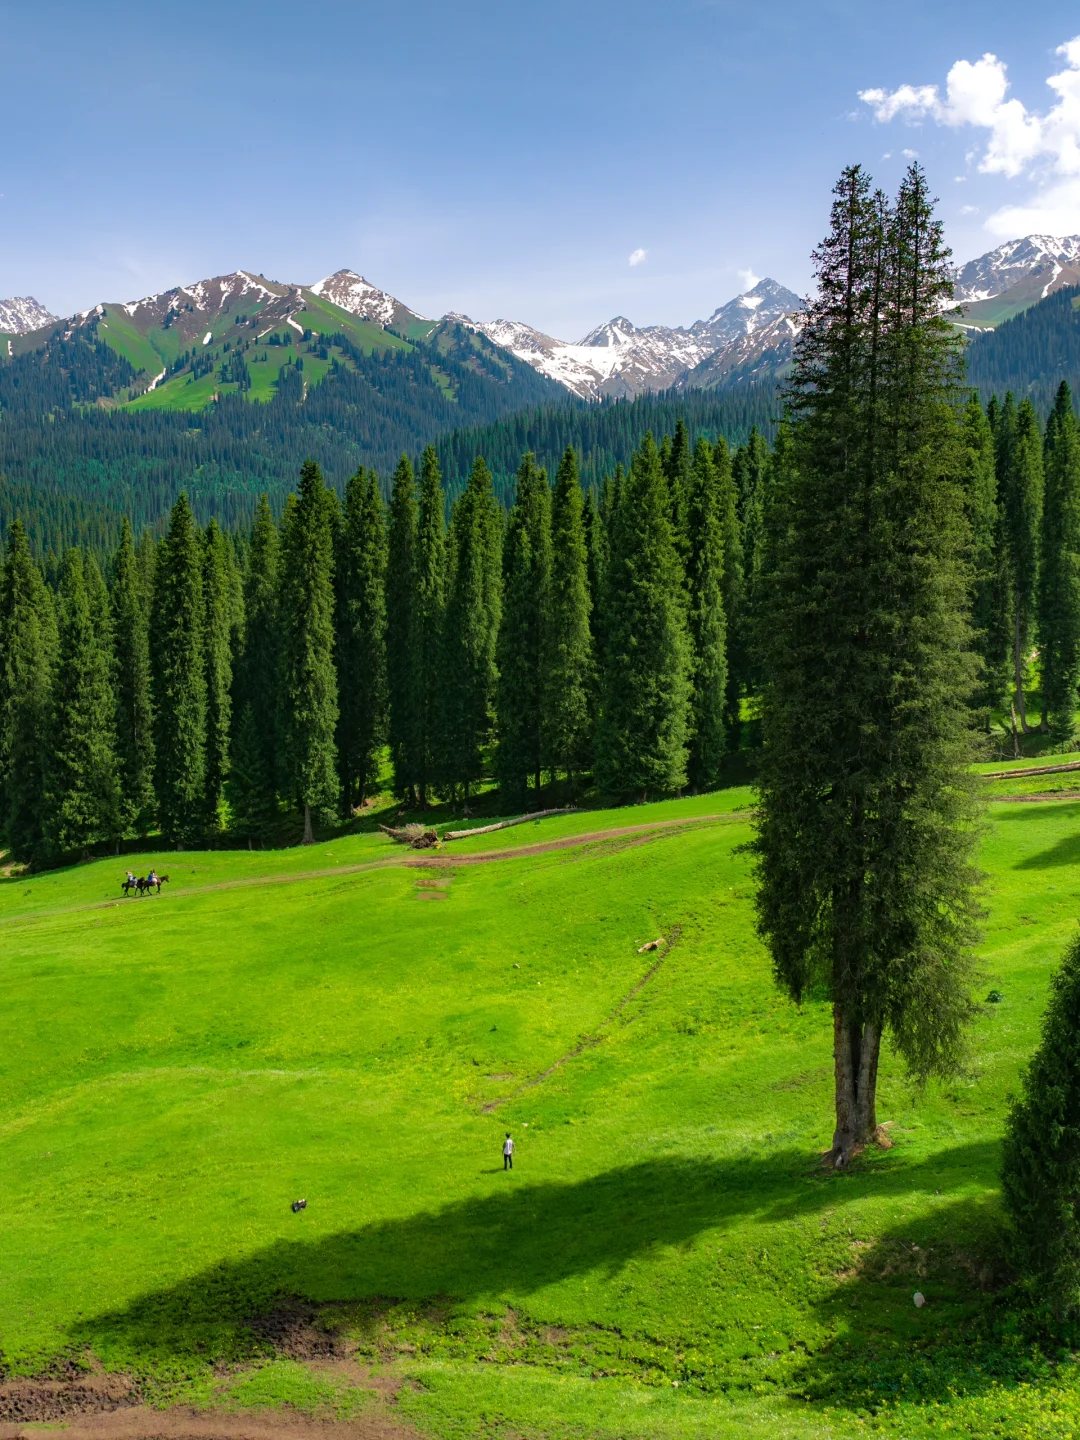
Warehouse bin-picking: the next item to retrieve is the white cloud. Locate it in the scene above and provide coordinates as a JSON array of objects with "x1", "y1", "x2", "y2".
[
  {"x1": 960, "y1": 204, "x2": 979, "y2": 214},
  {"x1": 902, "y1": 147, "x2": 919, "y2": 158},
  {"x1": 737, "y1": 266, "x2": 761, "y2": 290},
  {"x1": 859, "y1": 38, "x2": 1080, "y2": 235},
  {"x1": 628, "y1": 247, "x2": 647, "y2": 267}
]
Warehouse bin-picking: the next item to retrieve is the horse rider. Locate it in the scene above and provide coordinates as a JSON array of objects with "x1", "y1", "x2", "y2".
[{"x1": 147, "y1": 868, "x2": 159, "y2": 890}]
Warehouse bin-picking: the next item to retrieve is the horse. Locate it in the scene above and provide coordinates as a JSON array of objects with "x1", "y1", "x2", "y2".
[
  {"x1": 121, "y1": 875, "x2": 140, "y2": 897},
  {"x1": 140, "y1": 873, "x2": 169, "y2": 895}
]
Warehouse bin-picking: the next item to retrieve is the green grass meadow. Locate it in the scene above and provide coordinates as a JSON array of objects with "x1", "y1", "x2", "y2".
[{"x1": 4, "y1": 791, "x2": 1080, "y2": 1436}]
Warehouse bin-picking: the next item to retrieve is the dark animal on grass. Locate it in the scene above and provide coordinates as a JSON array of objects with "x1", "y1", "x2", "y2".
[
  {"x1": 291, "y1": 1199, "x2": 307, "y2": 1213},
  {"x1": 121, "y1": 875, "x2": 139, "y2": 897},
  {"x1": 137, "y1": 873, "x2": 169, "y2": 896}
]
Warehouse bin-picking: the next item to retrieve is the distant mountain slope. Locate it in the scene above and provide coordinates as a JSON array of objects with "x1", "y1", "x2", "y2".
[
  {"x1": 0, "y1": 265, "x2": 563, "y2": 417},
  {"x1": 0, "y1": 277, "x2": 568, "y2": 553},
  {"x1": 0, "y1": 296, "x2": 56, "y2": 337},
  {"x1": 457, "y1": 279, "x2": 803, "y2": 399},
  {"x1": 951, "y1": 235, "x2": 1080, "y2": 303},
  {"x1": 947, "y1": 234, "x2": 1080, "y2": 333},
  {"x1": 5, "y1": 269, "x2": 426, "y2": 411},
  {"x1": 678, "y1": 311, "x2": 802, "y2": 390},
  {"x1": 966, "y1": 284, "x2": 1080, "y2": 411}
]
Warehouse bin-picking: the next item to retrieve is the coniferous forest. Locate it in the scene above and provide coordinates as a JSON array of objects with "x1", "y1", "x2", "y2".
[{"x1": 4, "y1": 312, "x2": 1080, "y2": 865}]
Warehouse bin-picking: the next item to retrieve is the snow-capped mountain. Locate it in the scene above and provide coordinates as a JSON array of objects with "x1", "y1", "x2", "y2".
[
  {"x1": 309, "y1": 269, "x2": 429, "y2": 333},
  {"x1": 690, "y1": 278, "x2": 803, "y2": 345},
  {"x1": 457, "y1": 278, "x2": 804, "y2": 400},
  {"x1": 679, "y1": 310, "x2": 803, "y2": 391},
  {"x1": 951, "y1": 235, "x2": 1080, "y2": 304},
  {"x1": 0, "y1": 296, "x2": 57, "y2": 335}
]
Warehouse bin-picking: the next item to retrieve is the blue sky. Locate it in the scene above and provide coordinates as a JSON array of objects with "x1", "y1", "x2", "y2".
[{"x1": 2, "y1": 0, "x2": 1080, "y2": 335}]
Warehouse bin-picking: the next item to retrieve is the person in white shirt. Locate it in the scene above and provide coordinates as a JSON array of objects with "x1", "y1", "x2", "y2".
[{"x1": 503, "y1": 1133, "x2": 514, "y2": 1170}]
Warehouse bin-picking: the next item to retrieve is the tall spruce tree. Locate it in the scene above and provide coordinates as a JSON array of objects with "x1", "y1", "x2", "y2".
[
  {"x1": 152, "y1": 493, "x2": 207, "y2": 846},
  {"x1": 110, "y1": 520, "x2": 155, "y2": 835},
  {"x1": 386, "y1": 455, "x2": 420, "y2": 803},
  {"x1": 228, "y1": 701, "x2": 277, "y2": 842},
  {"x1": 414, "y1": 446, "x2": 447, "y2": 806},
  {"x1": 0, "y1": 521, "x2": 55, "y2": 862},
  {"x1": 135, "y1": 527, "x2": 157, "y2": 605},
  {"x1": 496, "y1": 453, "x2": 552, "y2": 808},
  {"x1": 203, "y1": 519, "x2": 234, "y2": 834},
  {"x1": 754, "y1": 164, "x2": 981, "y2": 1166},
  {"x1": 1039, "y1": 382, "x2": 1080, "y2": 738},
  {"x1": 582, "y1": 487, "x2": 604, "y2": 740},
  {"x1": 664, "y1": 417, "x2": 693, "y2": 555},
  {"x1": 43, "y1": 548, "x2": 121, "y2": 859},
  {"x1": 84, "y1": 552, "x2": 113, "y2": 649},
  {"x1": 595, "y1": 433, "x2": 690, "y2": 797},
  {"x1": 279, "y1": 461, "x2": 339, "y2": 842},
  {"x1": 1002, "y1": 397, "x2": 1044, "y2": 731},
  {"x1": 959, "y1": 397, "x2": 1009, "y2": 723},
  {"x1": 684, "y1": 437, "x2": 728, "y2": 789},
  {"x1": 545, "y1": 448, "x2": 594, "y2": 785},
  {"x1": 235, "y1": 495, "x2": 279, "y2": 815},
  {"x1": 714, "y1": 436, "x2": 745, "y2": 748},
  {"x1": 734, "y1": 426, "x2": 771, "y2": 651},
  {"x1": 441, "y1": 457, "x2": 502, "y2": 802},
  {"x1": 336, "y1": 468, "x2": 388, "y2": 810}
]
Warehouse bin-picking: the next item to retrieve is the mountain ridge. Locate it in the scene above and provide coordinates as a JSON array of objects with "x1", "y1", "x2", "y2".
[{"x1": 6, "y1": 229, "x2": 1080, "y2": 402}]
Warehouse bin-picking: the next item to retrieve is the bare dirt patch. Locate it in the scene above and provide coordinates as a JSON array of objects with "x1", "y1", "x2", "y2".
[
  {"x1": 0, "y1": 1405, "x2": 419, "y2": 1440},
  {"x1": 0, "y1": 1311, "x2": 420, "y2": 1440}
]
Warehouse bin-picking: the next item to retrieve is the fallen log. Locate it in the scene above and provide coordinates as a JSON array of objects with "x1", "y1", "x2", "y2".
[
  {"x1": 379, "y1": 824, "x2": 441, "y2": 849},
  {"x1": 442, "y1": 807, "x2": 580, "y2": 841},
  {"x1": 981, "y1": 759, "x2": 1080, "y2": 780}
]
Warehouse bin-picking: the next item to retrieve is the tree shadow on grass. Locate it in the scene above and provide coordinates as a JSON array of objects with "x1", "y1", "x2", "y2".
[
  {"x1": 70, "y1": 1141, "x2": 999, "y2": 1366},
  {"x1": 798, "y1": 1191, "x2": 1060, "y2": 1421},
  {"x1": 990, "y1": 802, "x2": 1080, "y2": 869},
  {"x1": 1013, "y1": 829, "x2": 1080, "y2": 869}
]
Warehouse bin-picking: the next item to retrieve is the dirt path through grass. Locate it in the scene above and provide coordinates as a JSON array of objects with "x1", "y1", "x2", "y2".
[{"x1": 0, "y1": 814, "x2": 742, "y2": 929}]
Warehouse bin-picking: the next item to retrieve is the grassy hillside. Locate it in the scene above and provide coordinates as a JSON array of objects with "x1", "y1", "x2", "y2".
[{"x1": 2, "y1": 789, "x2": 1080, "y2": 1437}]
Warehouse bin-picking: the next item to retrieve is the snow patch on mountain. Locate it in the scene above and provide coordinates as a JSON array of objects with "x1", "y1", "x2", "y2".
[{"x1": 0, "y1": 295, "x2": 57, "y2": 335}]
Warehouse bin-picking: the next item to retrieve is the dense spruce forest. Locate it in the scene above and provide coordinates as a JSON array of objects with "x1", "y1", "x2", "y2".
[
  {"x1": 0, "y1": 309, "x2": 776, "y2": 554},
  {"x1": 3, "y1": 347, "x2": 1080, "y2": 865},
  {"x1": 967, "y1": 285, "x2": 1080, "y2": 410}
]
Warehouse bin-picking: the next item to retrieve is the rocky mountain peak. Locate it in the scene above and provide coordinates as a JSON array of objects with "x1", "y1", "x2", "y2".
[
  {"x1": 578, "y1": 316, "x2": 639, "y2": 348},
  {"x1": 0, "y1": 295, "x2": 58, "y2": 336},
  {"x1": 309, "y1": 269, "x2": 429, "y2": 330}
]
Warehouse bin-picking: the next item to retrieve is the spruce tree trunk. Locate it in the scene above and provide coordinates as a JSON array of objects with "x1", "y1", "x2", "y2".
[
  {"x1": 829, "y1": 1008, "x2": 887, "y2": 1167},
  {"x1": 303, "y1": 803, "x2": 314, "y2": 845}
]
